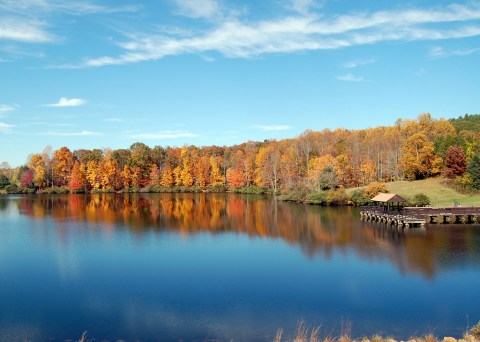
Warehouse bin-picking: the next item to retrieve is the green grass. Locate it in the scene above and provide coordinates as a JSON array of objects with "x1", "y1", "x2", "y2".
[{"x1": 347, "y1": 177, "x2": 480, "y2": 207}]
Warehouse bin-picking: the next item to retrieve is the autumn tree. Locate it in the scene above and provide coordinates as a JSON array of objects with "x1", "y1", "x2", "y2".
[
  {"x1": 226, "y1": 168, "x2": 244, "y2": 188},
  {"x1": 53, "y1": 147, "x2": 74, "y2": 187},
  {"x1": 86, "y1": 161, "x2": 100, "y2": 190},
  {"x1": 308, "y1": 154, "x2": 339, "y2": 191},
  {"x1": 69, "y1": 161, "x2": 86, "y2": 192},
  {"x1": 399, "y1": 133, "x2": 442, "y2": 180},
  {"x1": 20, "y1": 169, "x2": 34, "y2": 188},
  {"x1": 102, "y1": 157, "x2": 120, "y2": 190},
  {"x1": 360, "y1": 160, "x2": 376, "y2": 186},
  {"x1": 29, "y1": 154, "x2": 47, "y2": 188},
  {"x1": 195, "y1": 155, "x2": 211, "y2": 188},
  {"x1": 445, "y1": 145, "x2": 466, "y2": 178},
  {"x1": 255, "y1": 142, "x2": 281, "y2": 193},
  {"x1": 242, "y1": 142, "x2": 257, "y2": 186},
  {"x1": 209, "y1": 156, "x2": 224, "y2": 186},
  {"x1": 160, "y1": 166, "x2": 175, "y2": 187},
  {"x1": 129, "y1": 142, "x2": 152, "y2": 186},
  {"x1": 149, "y1": 164, "x2": 161, "y2": 186},
  {"x1": 365, "y1": 181, "x2": 389, "y2": 199}
]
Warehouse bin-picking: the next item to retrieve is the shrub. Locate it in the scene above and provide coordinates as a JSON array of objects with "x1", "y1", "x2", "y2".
[
  {"x1": 455, "y1": 174, "x2": 473, "y2": 189},
  {"x1": 0, "y1": 174, "x2": 10, "y2": 189},
  {"x1": 350, "y1": 189, "x2": 370, "y2": 206},
  {"x1": 277, "y1": 187, "x2": 307, "y2": 202},
  {"x1": 406, "y1": 193, "x2": 431, "y2": 207},
  {"x1": 5, "y1": 184, "x2": 18, "y2": 194},
  {"x1": 305, "y1": 191, "x2": 327, "y2": 205},
  {"x1": 205, "y1": 185, "x2": 226, "y2": 193},
  {"x1": 71, "y1": 189, "x2": 86, "y2": 194},
  {"x1": 234, "y1": 186, "x2": 268, "y2": 194},
  {"x1": 326, "y1": 188, "x2": 348, "y2": 206}
]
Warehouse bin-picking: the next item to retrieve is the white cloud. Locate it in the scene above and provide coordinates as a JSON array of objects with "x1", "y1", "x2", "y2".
[
  {"x1": 431, "y1": 46, "x2": 445, "y2": 56},
  {"x1": 343, "y1": 58, "x2": 376, "y2": 68},
  {"x1": 252, "y1": 125, "x2": 292, "y2": 131},
  {"x1": 45, "y1": 97, "x2": 86, "y2": 107},
  {"x1": 0, "y1": 0, "x2": 137, "y2": 15},
  {"x1": 0, "y1": 18, "x2": 54, "y2": 42},
  {"x1": 0, "y1": 104, "x2": 19, "y2": 114},
  {"x1": 287, "y1": 0, "x2": 318, "y2": 15},
  {"x1": 0, "y1": 1, "x2": 137, "y2": 44},
  {"x1": 337, "y1": 73, "x2": 364, "y2": 82},
  {"x1": 39, "y1": 130, "x2": 100, "y2": 136},
  {"x1": 431, "y1": 45, "x2": 480, "y2": 57},
  {"x1": 128, "y1": 130, "x2": 199, "y2": 139},
  {"x1": 173, "y1": 0, "x2": 219, "y2": 19},
  {"x1": 0, "y1": 122, "x2": 14, "y2": 133},
  {"x1": 452, "y1": 47, "x2": 480, "y2": 55},
  {"x1": 80, "y1": 3, "x2": 480, "y2": 67}
]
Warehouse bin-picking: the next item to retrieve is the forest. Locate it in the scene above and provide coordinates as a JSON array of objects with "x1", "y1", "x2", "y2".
[{"x1": 1, "y1": 113, "x2": 480, "y2": 201}]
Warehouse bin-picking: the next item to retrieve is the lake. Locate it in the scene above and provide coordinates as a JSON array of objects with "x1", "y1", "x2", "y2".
[{"x1": 0, "y1": 193, "x2": 479, "y2": 341}]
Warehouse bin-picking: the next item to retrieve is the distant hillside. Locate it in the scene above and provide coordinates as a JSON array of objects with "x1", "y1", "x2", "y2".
[{"x1": 450, "y1": 114, "x2": 480, "y2": 132}]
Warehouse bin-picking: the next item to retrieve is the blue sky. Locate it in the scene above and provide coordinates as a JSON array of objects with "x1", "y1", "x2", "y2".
[{"x1": 1, "y1": 0, "x2": 479, "y2": 166}]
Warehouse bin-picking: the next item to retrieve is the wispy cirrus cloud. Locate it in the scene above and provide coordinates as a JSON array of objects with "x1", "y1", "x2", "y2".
[
  {"x1": 0, "y1": 0, "x2": 138, "y2": 15},
  {"x1": 105, "y1": 117, "x2": 123, "y2": 123},
  {"x1": 78, "y1": 2, "x2": 480, "y2": 67},
  {"x1": 252, "y1": 125, "x2": 292, "y2": 131},
  {"x1": 431, "y1": 45, "x2": 480, "y2": 57},
  {"x1": 285, "y1": 0, "x2": 319, "y2": 15},
  {"x1": 0, "y1": 18, "x2": 54, "y2": 42},
  {"x1": 172, "y1": 0, "x2": 219, "y2": 19},
  {"x1": 38, "y1": 130, "x2": 100, "y2": 136},
  {"x1": 337, "y1": 73, "x2": 364, "y2": 82},
  {"x1": 128, "y1": 130, "x2": 199, "y2": 139},
  {"x1": 0, "y1": 1, "x2": 137, "y2": 44},
  {"x1": 0, "y1": 104, "x2": 19, "y2": 114},
  {"x1": 45, "y1": 97, "x2": 86, "y2": 107},
  {"x1": 343, "y1": 58, "x2": 376, "y2": 68},
  {"x1": 0, "y1": 122, "x2": 14, "y2": 133}
]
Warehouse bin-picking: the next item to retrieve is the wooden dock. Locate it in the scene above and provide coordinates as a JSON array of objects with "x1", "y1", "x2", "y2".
[{"x1": 360, "y1": 206, "x2": 480, "y2": 228}]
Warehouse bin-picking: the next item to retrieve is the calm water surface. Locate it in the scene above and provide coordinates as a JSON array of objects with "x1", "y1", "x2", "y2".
[{"x1": 0, "y1": 193, "x2": 479, "y2": 341}]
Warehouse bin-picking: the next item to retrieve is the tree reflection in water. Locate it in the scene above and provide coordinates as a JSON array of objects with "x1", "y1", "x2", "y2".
[{"x1": 2, "y1": 193, "x2": 480, "y2": 279}]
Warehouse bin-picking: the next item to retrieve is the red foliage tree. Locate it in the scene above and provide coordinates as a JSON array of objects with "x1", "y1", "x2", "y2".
[
  {"x1": 445, "y1": 145, "x2": 466, "y2": 178},
  {"x1": 20, "y1": 169, "x2": 34, "y2": 188},
  {"x1": 69, "y1": 161, "x2": 85, "y2": 192}
]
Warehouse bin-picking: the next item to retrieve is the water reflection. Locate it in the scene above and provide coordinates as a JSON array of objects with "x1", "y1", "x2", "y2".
[{"x1": 1, "y1": 193, "x2": 479, "y2": 279}]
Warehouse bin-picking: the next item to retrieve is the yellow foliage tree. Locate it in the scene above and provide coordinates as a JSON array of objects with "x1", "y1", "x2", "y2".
[
  {"x1": 29, "y1": 154, "x2": 47, "y2": 188},
  {"x1": 161, "y1": 166, "x2": 175, "y2": 187},
  {"x1": 209, "y1": 156, "x2": 224, "y2": 186},
  {"x1": 149, "y1": 164, "x2": 161, "y2": 186},
  {"x1": 399, "y1": 133, "x2": 443, "y2": 180}
]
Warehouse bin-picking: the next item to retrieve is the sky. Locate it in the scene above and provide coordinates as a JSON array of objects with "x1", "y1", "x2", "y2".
[{"x1": 1, "y1": 0, "x2": 479, "y2": 167}]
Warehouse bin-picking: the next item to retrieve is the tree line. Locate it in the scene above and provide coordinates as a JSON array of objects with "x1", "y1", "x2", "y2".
[{"x1": 1, "y1": 113, "x2": 480, "y2": 195}]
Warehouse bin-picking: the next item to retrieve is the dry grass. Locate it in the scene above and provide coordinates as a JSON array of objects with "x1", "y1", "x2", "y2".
[
  {"x1": 77, "y1": 331, "x2": 88, "y2": 342},
  {"x1": 272, "y1": 322, "x2": 480, "y2": 342}
]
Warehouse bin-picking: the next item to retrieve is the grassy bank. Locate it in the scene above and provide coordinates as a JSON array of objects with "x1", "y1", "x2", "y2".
[
  {"x1": 272, "y1": 321, "x2": 480, "y2": 342},
  {"x1": 75, "y1": 321, "x2": 480, "y2": 342},
  {"x1": 347, "y1": 177, "x2": 480, "y2": 207}
]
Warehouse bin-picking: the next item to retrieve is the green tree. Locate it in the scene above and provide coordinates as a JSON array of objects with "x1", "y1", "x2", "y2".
[
  {"x1": 466, "y1": 156, "x2": 480, "y2": 189},
  {"x1": 0, "y1": 174, "x2": 10, "y2": 189}
]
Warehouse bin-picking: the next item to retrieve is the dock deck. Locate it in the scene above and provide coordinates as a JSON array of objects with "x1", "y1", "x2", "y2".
[{"x1": 360, "y1": 206, "x2": 480, "y2": 228}]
